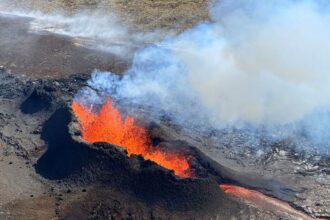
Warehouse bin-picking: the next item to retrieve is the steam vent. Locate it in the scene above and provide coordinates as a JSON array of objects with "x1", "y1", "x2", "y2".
[{"x1": 0, "y1": 1, "x2": 329, "y2": 219}]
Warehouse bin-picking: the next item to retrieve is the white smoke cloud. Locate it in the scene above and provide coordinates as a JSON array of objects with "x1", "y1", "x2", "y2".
[
  {"x1": 5, "y1": 0, "x2": 330, "y2": 150},
  {"x1": 76, "y1": 0, "x2": 330, "y2": 150},
  {"x1": 27, "y1": 12, "x2": 170, "y2": 57}
]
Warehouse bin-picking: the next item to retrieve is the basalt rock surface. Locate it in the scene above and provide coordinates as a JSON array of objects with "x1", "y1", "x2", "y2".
[
  {"x1": 0, "y1": 68, "x2": 306, "y2": 220},
  {"x1": 150, "y1": 120, "x2": 330, "y2": 218},
  {"x1": 0, "y1": 6, "x2": 329, "y2": 220}
]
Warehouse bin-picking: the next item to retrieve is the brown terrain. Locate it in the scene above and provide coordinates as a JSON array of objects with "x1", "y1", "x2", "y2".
[{"x1": 0, "y1": 0, "x2": 209, "y2": 31}]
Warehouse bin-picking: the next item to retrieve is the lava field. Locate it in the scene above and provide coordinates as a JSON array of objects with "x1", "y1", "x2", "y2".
[{"x1": 0, "y1": 1, "x2": 330, "y2": 220}]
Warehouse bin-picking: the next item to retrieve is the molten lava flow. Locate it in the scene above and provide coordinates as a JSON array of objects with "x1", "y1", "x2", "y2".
[
  {"x1": 71, "y1": 98, "x2": 191, "y2": 178},
  {"x1": 220, "y1": 184, "x2": 318, "y2": 220}
]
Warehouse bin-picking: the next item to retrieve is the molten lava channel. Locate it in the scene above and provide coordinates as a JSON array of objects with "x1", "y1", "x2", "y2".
[
  {"x1": 220, "y1": 184, "x2": 322, "y2": 220},
  {"x1": 71, "y1": 98, "x2": 191, "y2": 178}
]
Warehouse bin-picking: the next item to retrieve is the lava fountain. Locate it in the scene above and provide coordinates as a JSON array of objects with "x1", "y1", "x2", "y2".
[
  {"x1": 71, "y1": 98, "x2": 191, "y2": 178},
  {"x1": 71, "y1": 98, "x2": 324, "y2": 219}
]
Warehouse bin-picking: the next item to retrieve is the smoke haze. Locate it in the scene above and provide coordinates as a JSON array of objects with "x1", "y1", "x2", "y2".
[
  {"x1": 76, "y1": 0, "x2": 330, "y2": 152},
  {"x1": 29, "y1": 12, "x2": 172, "y2": 57},
  {"x1": 2, "y1": 0, "x2": 329, "y2": 151},
  {"x1": 0, "y1": 3, "x2": 170, "y2": 57}
]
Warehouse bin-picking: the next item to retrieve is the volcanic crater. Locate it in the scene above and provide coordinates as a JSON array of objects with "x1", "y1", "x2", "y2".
[{"x1": 32, "y1": 90, "x2": 248, "y2": 219}]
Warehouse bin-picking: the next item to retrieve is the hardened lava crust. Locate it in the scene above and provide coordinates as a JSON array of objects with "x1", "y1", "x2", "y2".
[
  {"x1": 0, "y1": 8, "x2": 329, "y2": 219},
  {"x1": 0, "y1": 64, "x2": 329, "y2": 219}
]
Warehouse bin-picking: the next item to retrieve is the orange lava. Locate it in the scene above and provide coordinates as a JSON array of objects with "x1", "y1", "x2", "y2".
[
  {"x1": 220, "y1": 184, "x2": 318, "y2": 220},
  {"x1": 71, "y1": 98, "x2": 191, "y2": 178}
]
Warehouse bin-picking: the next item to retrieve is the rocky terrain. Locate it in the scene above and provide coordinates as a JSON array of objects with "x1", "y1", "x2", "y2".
[
  {"x1": 0, "y1": 1, "x2": 329, "y2": 220},
  {"x1": 0, "y1": 68, "x2": 302, "y2": 220}
]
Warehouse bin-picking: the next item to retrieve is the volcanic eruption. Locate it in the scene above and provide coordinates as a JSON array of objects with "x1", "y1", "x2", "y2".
[
  {"x1": 0, "y1": 0, "x2": 329, "y2": 219},
  {"x1": 72, "y1": 98, "x2": 191, "y2": 178},
  {"x1": 71, "y1": 97, "x2": 326, "y2": 220},
  {"x1": 43, "y1": 0, "x2": 330, "y2": 218}
]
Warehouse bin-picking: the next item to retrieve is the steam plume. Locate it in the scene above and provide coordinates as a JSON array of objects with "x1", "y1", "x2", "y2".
[
  {"x1": 78, "y1": 0, "x2": 330, "y2": 152},
  {"x1": 4, "y1": 0, "x2": 329, "y2": 152},
  {"x1": 0, "y1": 6, "x2": 169, "y2": 57}
]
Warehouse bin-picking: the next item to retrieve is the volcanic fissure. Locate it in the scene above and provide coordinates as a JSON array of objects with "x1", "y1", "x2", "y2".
[
  {"x1": 71, "y1": 98, "x2": 191, "y2": 178},
  {"x1": 71, "y1": 98, "x2": 321, "y2": 220}
]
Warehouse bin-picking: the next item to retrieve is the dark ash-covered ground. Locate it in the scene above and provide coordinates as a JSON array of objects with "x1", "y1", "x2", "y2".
[
  {"x1": 0, "y1": 7, "x2": 329, "y2": 220},
  {"x1": 0, "y1": 69, "x2": 302, "y2": 220}
]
